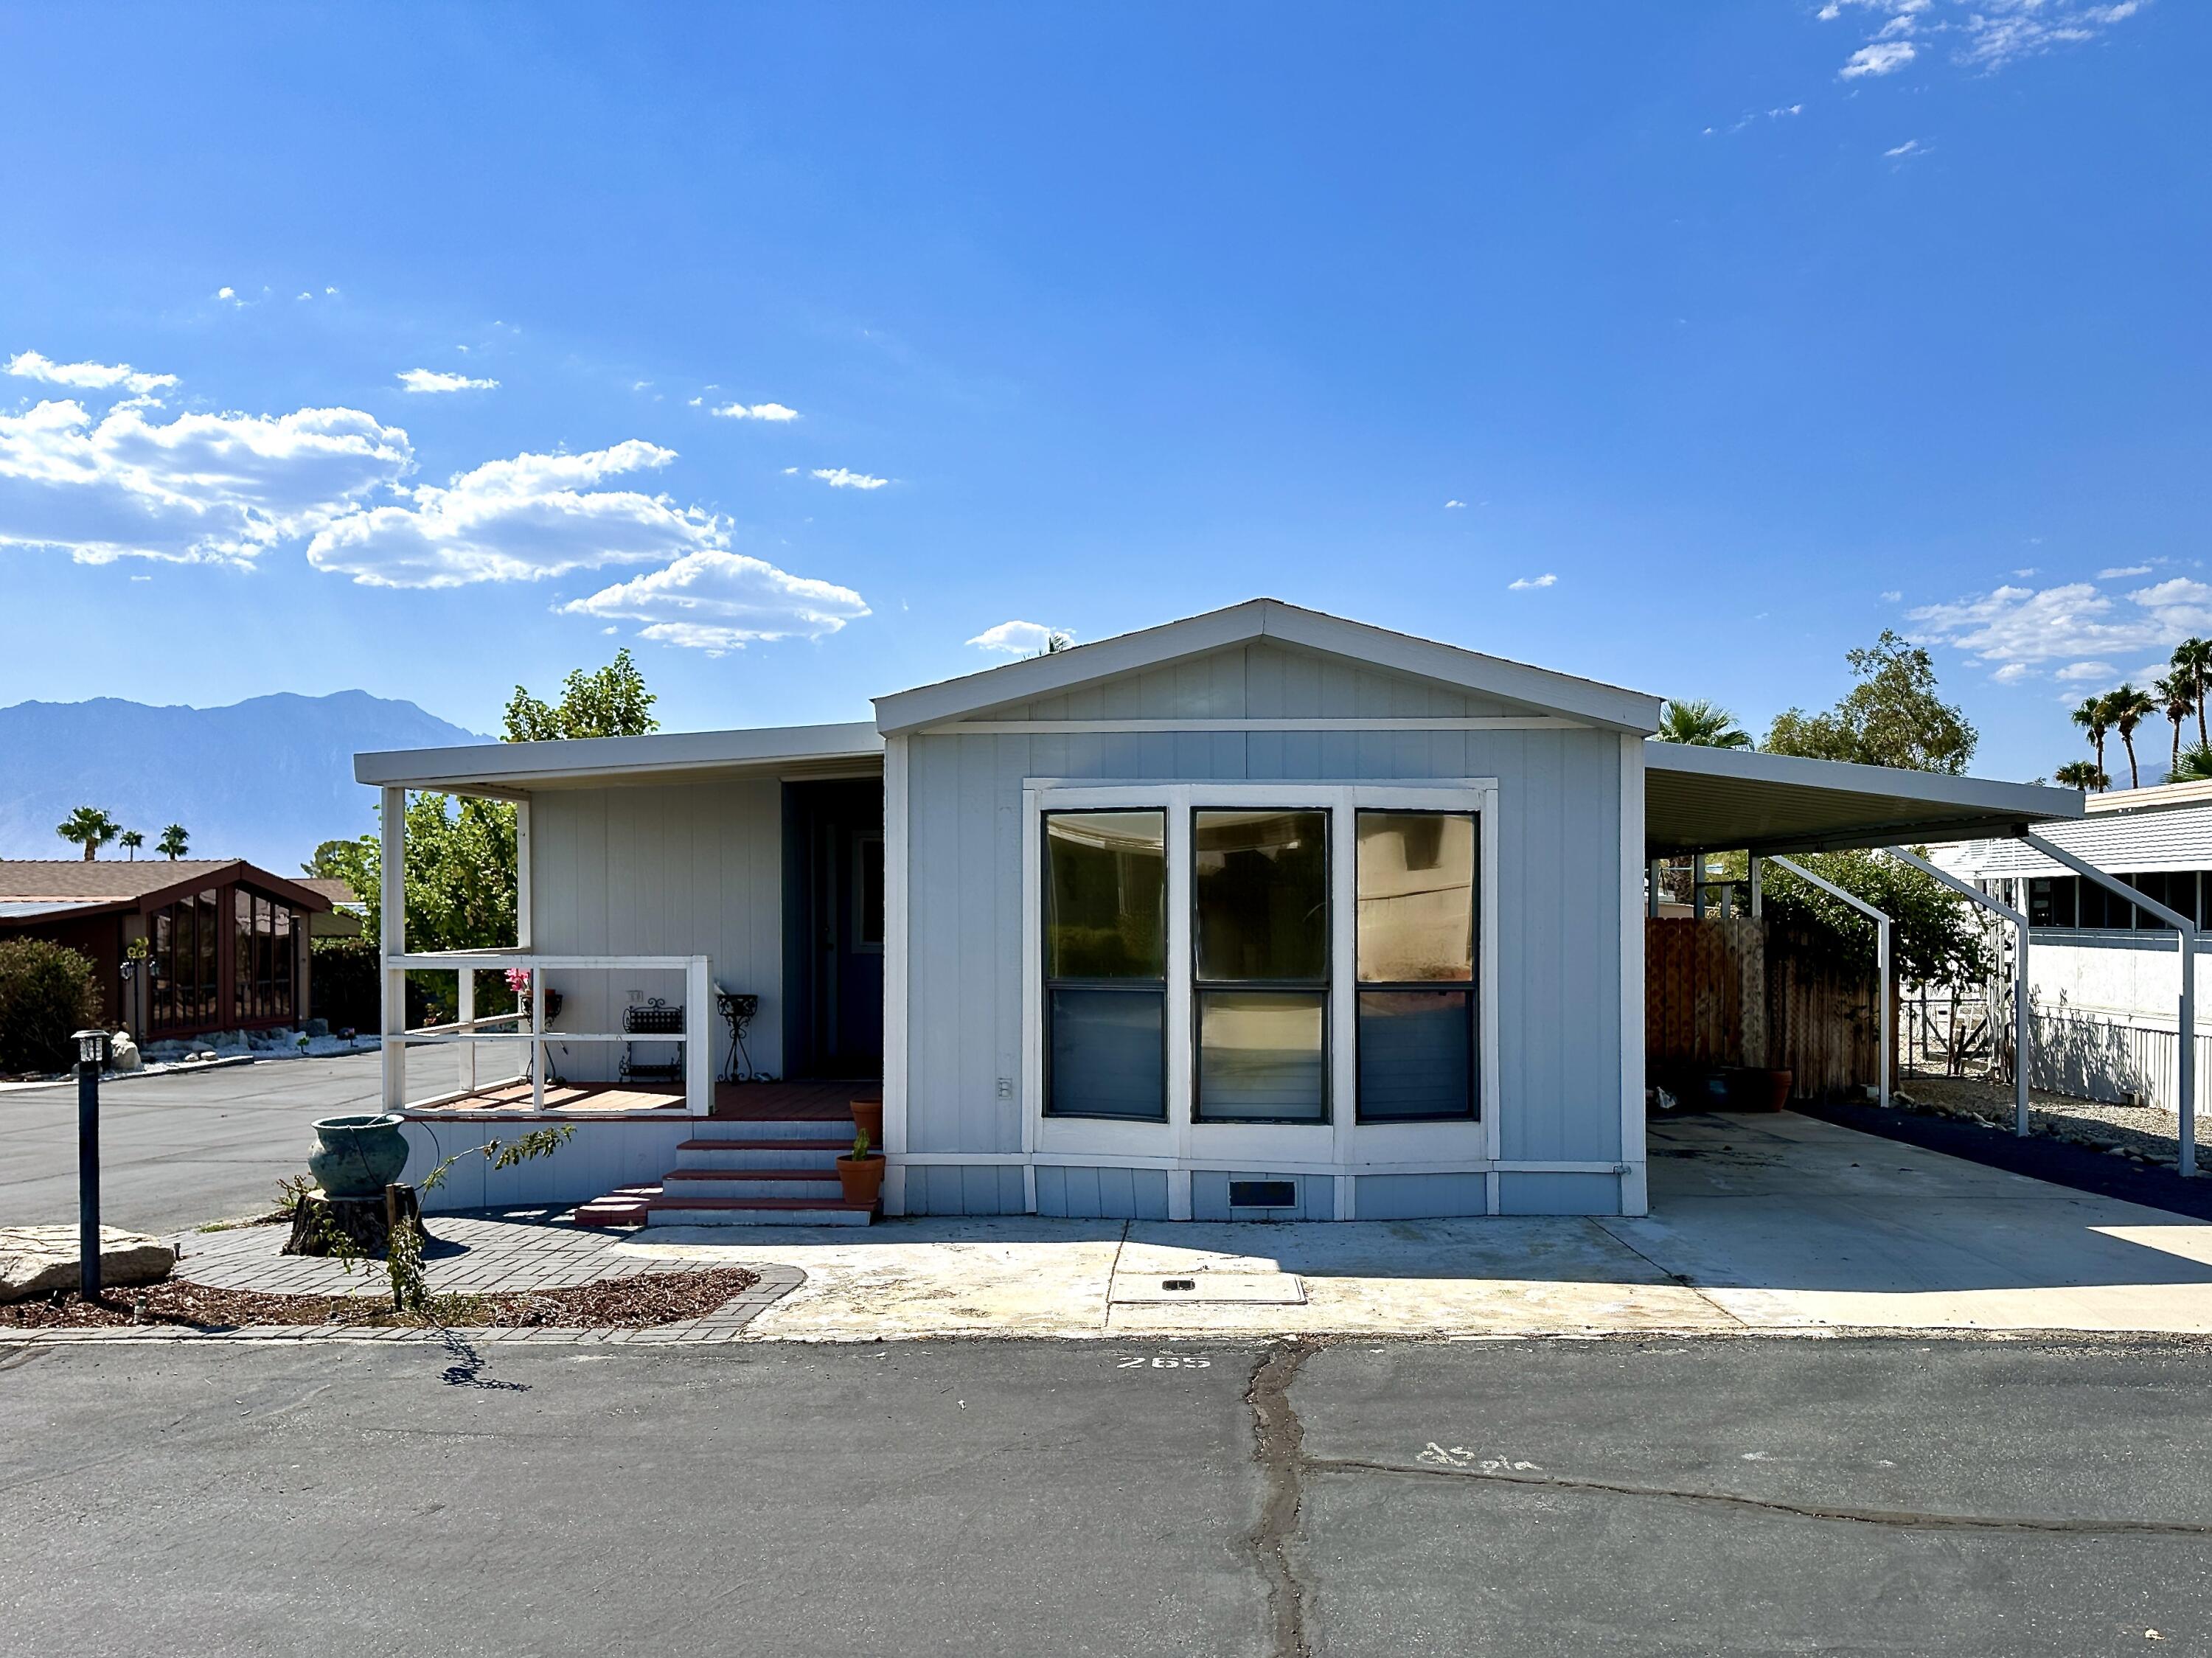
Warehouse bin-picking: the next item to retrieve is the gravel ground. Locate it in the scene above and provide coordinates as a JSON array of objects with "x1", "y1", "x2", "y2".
[{"x1": 1899, "y1": 1070, "x2": 2200, "y2": 1167}]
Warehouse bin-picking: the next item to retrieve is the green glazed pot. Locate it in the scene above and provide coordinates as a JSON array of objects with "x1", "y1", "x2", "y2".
[{"x1": 309, "y1": 1112, "x2": 410, "y2": 1199}]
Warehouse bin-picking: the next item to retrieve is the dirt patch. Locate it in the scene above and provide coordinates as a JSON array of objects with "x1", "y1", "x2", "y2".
[{"x1": 0, "y1": 1267, "x2": 760, "y2": 1331}]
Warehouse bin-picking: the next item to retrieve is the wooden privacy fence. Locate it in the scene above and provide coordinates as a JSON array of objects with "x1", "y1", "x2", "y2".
[{"x1": 1646, "y1": 917, "x2": 1885, "y2": 1101}]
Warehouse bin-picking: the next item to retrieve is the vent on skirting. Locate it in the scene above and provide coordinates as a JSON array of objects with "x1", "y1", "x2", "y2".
[{"x1": 1228, "y1": 1179, "x2": 1297, "y2": 1210}]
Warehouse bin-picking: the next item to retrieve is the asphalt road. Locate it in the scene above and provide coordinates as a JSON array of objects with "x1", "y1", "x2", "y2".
[
  {"x1": 2, "y1": 1335, "x2": 2206, "y2": 1657},
  {"x1": 0, "y1": 1053, "x2": 381, "y2": 1234}
]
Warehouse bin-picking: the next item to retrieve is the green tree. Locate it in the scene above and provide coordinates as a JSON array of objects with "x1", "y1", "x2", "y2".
[
  {"x1": 2157, "y1": 675, "x2": 2194, "y2": 774},
  {"x1": 2171, "y1": 745, "x2": 2212, "y2": 785},
  {"x1": 1753, "y1": 851, "x2": 1989, "y2": 988},
  {"x1": 118, "y1": 828, "x2": 145, "y2": 860},
  {"x1": 502, "y1": 648, "x2": 659, "y2": 742},
  {"x1": 2070, "y1": 695, "x2": 2110, "y2": 781},
  {"x1": 1655, "y1": 698, "x2": 1752, "y2": 748},
  {"x1": 2053, "y1": 759, "x2": 2109, "y2": 793},
  {"x1": 55, "y1": 806, "x2": 118, "y2": 860},
  {"x1": 2172, "y1": 636, "x2": 2212, "y2": 749},
  {"x1": 156, "y1": 823, "x2": 189, "y2": 860},
  {"x1": 1762, "y1": 632, "x2": 1976, "y2": 774},
  {"x1": 2106, "y1": 683, "x2": 2155, "y2": 790}
]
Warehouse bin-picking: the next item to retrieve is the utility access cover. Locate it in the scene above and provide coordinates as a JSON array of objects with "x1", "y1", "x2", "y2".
[{"x1": 1109, "y1": 1271, "x2": 1307, "y2": 1306}]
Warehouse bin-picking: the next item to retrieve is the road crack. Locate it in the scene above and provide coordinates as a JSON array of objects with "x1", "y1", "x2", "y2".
[
  {"x1": 1307, "y1": 1455, "x2": 2212, "y2": 1536},
  {"x1": 1245, "y1": 1339, "x2": 1317, "y2": 1658}
]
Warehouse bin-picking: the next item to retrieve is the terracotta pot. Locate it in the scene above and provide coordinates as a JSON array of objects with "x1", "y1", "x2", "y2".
[
  {"x1": 837, "y1": 1153, "x2": 886, "y2": 1208},
  {"x1": 850, "y1": 1097, "x2": 883, "y2": 1147},
  {"x1": 1722, "y1": 1068, "x2": 1794, "y2": 1112}
]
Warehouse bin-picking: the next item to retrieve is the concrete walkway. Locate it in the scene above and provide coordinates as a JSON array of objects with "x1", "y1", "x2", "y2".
[{"x1": 619, "y1": 1111, "x2": 2212, "y2": 1340}]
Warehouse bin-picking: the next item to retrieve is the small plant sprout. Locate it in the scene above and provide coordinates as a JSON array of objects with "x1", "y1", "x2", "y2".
[{"x1": 851, "y1": 1130, "x2": 871, "y2": 1160}]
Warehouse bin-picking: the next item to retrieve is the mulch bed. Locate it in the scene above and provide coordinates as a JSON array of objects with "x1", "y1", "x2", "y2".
[{"x1": 0, "y1": 1267, "x2": 759, "y2": 1332}]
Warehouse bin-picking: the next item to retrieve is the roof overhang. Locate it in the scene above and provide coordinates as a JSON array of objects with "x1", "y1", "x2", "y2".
[
  {"x1": 872, "y1": 599, "x2": 1664, "y2": 736},
  {"x1": 1645, "y1": 744, "x2": 2084, "y2": 857},
  {"x1": 353, "y1": 721, "x2": 884, "y2": 794}
]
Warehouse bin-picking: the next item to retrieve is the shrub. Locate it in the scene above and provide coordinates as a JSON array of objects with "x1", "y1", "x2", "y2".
[{"x1": 0, "y1": 938, "x2": 105, "y2": 1073}]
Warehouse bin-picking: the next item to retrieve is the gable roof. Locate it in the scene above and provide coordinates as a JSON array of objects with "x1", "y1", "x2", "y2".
[
  {"x1": 870, "y1": 599, "x2": 1664, "y2": 736},
  {"x1": 0, "y1": 858, "x2": 333, "y2": 913}
]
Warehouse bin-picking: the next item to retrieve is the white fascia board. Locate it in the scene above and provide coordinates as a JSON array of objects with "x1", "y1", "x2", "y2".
[
  {"x1": 353, "y1": 720, "x2": 883, "y2": 790},
  {"x1": 871, "y1": 596, "x2": 1662, "y2": 735},
  {"x1": 1646, "y1": 742, "x2": 2084, "y2": 825}
]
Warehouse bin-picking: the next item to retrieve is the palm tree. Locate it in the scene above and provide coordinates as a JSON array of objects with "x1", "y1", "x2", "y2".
[
  {"x1": 2157, "y1": 675, "x2": 2194, "y2": 773},
  {"x1": 1656, "y1": 698, "x2": 1753, "y2": 748},
  {"x1": 156, "y1": 823, "x2": 190, "y2": 861},
  {"x1": 2107, "y1": 683, "x2": 2156, "y2": 790},
  {"x1": 55, "y1": 806, "x2": 119, "y2": 861},
  {"x1": 2171, "y1": 745, "x2": 2212, "y2": 785},
  {"x1": 118, "y1": 829, "x2": 145, "y2": 860},
  {"x1": 2070, "y1": 695, "x2": 2110, "y2": 779},
  {"x1": 2174, "y1": 637, "x2": 2212, "y2": 748},
  {"x1": 2054, "y1": 759, "x2": 2110, "y2": 792}
]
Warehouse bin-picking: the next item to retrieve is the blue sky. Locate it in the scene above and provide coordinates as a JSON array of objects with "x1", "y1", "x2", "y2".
[{"x1": 1, "y1": 1, "x2": 2202, "y2": 779}]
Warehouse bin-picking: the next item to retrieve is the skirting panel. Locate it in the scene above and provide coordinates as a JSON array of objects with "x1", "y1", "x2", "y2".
[
  {"x1": 1034, "y1": 1164, "x2": 1171, "y2": 1220},
  {"x1": 1496, "y1": 1171, "x2": 1621, "y2": 1216},
  {"x1": 902, "y1": 1164, "x2": 1029, "y2": 1216},
  {"x1": 1353, "y1": 1172, "x2": 1489, "y2": 1220},
  {"x1": 1191, "y1": 1170, "x2": 1337, "y2": 1222}
]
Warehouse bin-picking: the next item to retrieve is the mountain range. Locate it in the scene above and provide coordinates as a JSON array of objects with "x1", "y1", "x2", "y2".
[{"x1": 0, "y1": 692, "x2": 487, "y2": 873}]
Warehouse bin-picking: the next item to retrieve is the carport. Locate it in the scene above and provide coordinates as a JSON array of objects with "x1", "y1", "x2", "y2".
[{"x1": 1635, "y1": 748, "x2": 2211, "y2": 1172}]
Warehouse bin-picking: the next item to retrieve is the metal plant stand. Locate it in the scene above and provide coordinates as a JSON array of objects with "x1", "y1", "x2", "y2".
[
  {"x1": 619, "y1": 996, "x2": 685, "y2": 1084},
  {"x1": 717, "y1": 989, "x2": 762, "y2": 1082}
]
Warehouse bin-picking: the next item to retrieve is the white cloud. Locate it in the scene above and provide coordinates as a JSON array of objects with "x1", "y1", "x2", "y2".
[
  {"x1": 306, "y1": 440, "x2": 723, "y2": 588},
  {"x1": 6, "y1": 350, "x2": 178, "y2": 397},
  {"x1": 811, "y1": 467, "x2": 888, "y2": 490},
  {"x1": 711, "y1": 401, "x2": 800, "y2": 422},
  {"x1": 2098, "y1": 563, "x2": 2153, "y2": 579},
  {"x1": 1879, "y1": 589, "x2": 1903, "y2": 602},
  {"x1": 1884, "y1": 139, "x2": 1925, "y2": 159},
  {"x1": 0, "y1": 397, "x2": 411, "y2": 565},
  {"x1": 1508, "y1": 574, "x2": 1557, "y2": 591},
  {"x1": 967, "y1": 620, "x2": 1068, "y2": 655},
  {"x1": 1444, "y1": 499, "x2": 1466, "y2": 509},
  {"x1": 1992, "y1": 663, "x2": 2031, "y2": 683},
  {"x1": 561, "y1": 549, "x2": 869, "y2": 654},
  {"x1": 2053, "y1": 660, "x2": 2118, "y2": 683},
  {"x1": 1907, "y1": 576, "x2": 2212, "y2": 674},
  {"x1": 215, "y1": 286, "x2": 240, "y2": 304},
  {"x1": 397, "y1": 369, "x2": 498, "y2": 394},
  {"x1": 1842, "y1": 39, "x2": 1918, "y2": 75}
]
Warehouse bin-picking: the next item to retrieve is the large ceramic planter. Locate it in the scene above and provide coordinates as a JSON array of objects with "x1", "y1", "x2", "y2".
[{"x1": 309, "y1": 1112, "x2": 411, "y2": 1199}]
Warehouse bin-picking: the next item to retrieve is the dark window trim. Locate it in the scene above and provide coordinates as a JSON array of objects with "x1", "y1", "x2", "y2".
[
  {"x1": 1042, "y1": 809, "x2": 1169, "y2": 1122},
  {"x1": 1353, "y1": 808, "x2": 1481, "y2": 1124},
  {"x1": 1191, "y1": 806, "x2": 1332, "y2": 1126}
]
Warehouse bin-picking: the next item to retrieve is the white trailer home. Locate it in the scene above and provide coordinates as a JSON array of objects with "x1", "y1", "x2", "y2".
[{"x1": 358, "y1": 599, "x2": 2079, "y2": 1225}]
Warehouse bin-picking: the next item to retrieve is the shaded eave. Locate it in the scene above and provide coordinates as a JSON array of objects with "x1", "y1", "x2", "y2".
[
  {"x1": 1645, "y1": 743, "x2": 2084, "y2": 857},
  {"x1": 872, "y1": 598, "x2": 1664, "y2": 736},
  {"x1": 352, "y1": 721, "x2": 884, "y2": 795}
]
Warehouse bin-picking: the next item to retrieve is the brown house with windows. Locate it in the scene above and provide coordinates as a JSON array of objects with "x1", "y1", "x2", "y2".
[{"x1": 0, "y1": 860, "x2": 337, "y2": 1042}]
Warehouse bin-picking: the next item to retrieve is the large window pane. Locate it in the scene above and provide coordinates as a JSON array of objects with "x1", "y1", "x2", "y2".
[
  {"x1": 1356, "y1": 812, "x2": 1475, "y2": 982},
  {"x1": 1197, "y1": 991, "x2": 1326, "y2": 1121},
  {"x1": 1046, "y1": 812, "x2": 1165, "y2": 978},
  {"x1": 1048, "y1": 988, "x2": 1166, "y2": 1120},
  {"x1": 1357, "y1": 990, "x2": 1473, "y2": 1120},
  {"x1": 1194, "y1": 810, "x2": 1328, "y2": 981}
]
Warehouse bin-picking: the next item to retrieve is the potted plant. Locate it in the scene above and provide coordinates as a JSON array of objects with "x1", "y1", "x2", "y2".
[
  {"x1": 837, "y1": 1130, "x2": 886, "y2": 1208},
  {"x1": 850, "y1": 1095, "x2": 883, "y2": 1146}
]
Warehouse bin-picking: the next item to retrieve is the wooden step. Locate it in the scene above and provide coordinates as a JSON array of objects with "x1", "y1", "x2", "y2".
[
  {"x1": 675, "y1": 1138, "x2": 848, "y2": 1171},
  {"x1": 573, "y1": 1184, "x2": 661, "y2": 1227},
  {"x1": 644, "y1": 1194, "x2": 874, "y2": 1227},
  {"x1": 660, "y1": 1168, "x2": 844, "y2": 1200}
]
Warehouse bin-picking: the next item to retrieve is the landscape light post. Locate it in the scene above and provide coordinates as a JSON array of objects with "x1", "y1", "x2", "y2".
[{"x1": 72, "y1": 1028, "x2": 109, "y2": 1299}]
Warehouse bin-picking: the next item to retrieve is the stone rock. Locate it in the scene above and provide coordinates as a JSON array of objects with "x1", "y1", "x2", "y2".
[
  {"x1": 107, "y1": 1032, "x2": 143, "y2": 1073},
  {"x1": 0, "y1": 1225, "x2": 176, "y2": 1303}
]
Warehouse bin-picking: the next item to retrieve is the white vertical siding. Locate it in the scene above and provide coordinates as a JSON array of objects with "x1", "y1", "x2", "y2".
[{"x1": 527, "y1": 779, "x2": 786, "y2": 1081}]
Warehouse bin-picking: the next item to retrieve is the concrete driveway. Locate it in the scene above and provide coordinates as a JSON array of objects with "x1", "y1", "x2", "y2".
[
  {"x1": 625, "y1": 1111, "x2": 2212, "y2": 1340},
  {"x1": 0, "y1": 1053, "x2": 380, "y2": 1234}
]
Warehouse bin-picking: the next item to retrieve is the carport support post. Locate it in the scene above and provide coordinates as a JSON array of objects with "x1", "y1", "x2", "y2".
[
  {"x1": 1749, "y1": 857, "x2": 1762, "y2": 919},
  {"x1": 380, "y1": 786, "x2": 406, "y2": 1113},
  {"x1": 1648, "y1": 859, "x2": 1662, "y2": 919},
  {"x1": 1769, "y1": 856, "x2": 1892, "y2": 1109},
  {"x1": 2022, "y1": 833, "x2": 2196, "y2": 1178},
  {"x1": 1882, "y1": 848, "x2": 2031, "y2": 1138},
  {"x1": 1691, "y1": 852, "x2": 1705, "y2": 922}
]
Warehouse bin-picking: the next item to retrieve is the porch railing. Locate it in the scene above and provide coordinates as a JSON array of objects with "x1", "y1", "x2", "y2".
[{"x1": 385, "y1": 951, "x2": 713, "y2": 1115}]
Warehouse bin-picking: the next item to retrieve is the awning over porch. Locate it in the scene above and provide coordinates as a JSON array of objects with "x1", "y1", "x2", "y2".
[
  {"x1": 354, "y1": 720, "x2": 883, "y2": 795},
  {"x1": 1644, "y1": 743, "x2": 2083, "y2": 857}
]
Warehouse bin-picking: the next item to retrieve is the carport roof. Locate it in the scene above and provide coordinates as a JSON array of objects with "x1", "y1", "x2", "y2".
[{"x1": 1645, "y1": 743, "x2": 2083, "y2": 857}]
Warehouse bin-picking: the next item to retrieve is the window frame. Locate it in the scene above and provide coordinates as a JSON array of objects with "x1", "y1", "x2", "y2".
[
  {"x1": 1040, "y1": 807, "x2": 1170, "y2": 1123},
  {"x1": 1352, "y1": 808, "x2": 1481, "y2": 1124}
]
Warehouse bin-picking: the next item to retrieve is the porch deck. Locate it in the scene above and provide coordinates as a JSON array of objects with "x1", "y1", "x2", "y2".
[{"x1": 408, "y1": 1078, "x2": 880, "y2": 1121}]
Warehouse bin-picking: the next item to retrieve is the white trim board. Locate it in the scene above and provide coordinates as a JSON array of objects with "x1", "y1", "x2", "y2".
[{"x1": 924, "y1": 717, "x2": 1587, "y2": 734}]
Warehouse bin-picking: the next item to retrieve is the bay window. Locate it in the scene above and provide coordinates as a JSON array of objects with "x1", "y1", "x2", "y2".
[{"x1": 1194, "y1": 809, "x2": 1330, "y2": 1121}]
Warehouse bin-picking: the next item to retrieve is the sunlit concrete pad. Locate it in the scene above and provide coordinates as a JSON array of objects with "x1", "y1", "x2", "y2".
[
  {"x1": 1108, "y1": 1269, "x2": 1307, "y2": 1305},
  {"x1": 1607, "y1": 1112, "x2": 2212, "y2": 1334}
]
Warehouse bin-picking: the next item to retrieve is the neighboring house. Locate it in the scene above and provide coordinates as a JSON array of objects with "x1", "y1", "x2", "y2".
[
  {"x1": 358, "y1": 599, "x2": 2076, "y2": 1224},
  {"x1": 0, "y1": 859, "x2": 333, "y2": 1041},
  {"x1": 1939, "y1": 778, "x2": 2212, "y2": 1112},
  {"x1": 296, "y1": 876, "x2": 365, "y2": 939}
]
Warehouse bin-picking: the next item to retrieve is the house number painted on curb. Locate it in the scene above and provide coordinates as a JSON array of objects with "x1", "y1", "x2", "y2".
[
  {"x1": 1117, "y1": 1355, "x2": 1212, "y2": 1368},
  {"x1": 1419, "y1": 1443, "x2": 1540, "y2": 1473}
]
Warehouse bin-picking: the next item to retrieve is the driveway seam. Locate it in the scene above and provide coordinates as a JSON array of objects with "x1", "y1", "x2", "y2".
[{"x1": 1588, "y1": 1216, "x2": 1756, "y2": 1331}]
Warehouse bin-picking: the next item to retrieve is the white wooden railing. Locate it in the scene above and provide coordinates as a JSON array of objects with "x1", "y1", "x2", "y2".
[{"x1": 383, "y1": 951, "x2": 712, "y2": 1115}]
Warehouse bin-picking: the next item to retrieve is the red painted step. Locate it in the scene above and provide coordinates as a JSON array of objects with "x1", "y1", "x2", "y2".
[
  {"x1": 573, "y1": 1184, "x2": 661, "y2": 1227},
  {"x1": 646, "y1": 1195, "x2": 876, "y2": 1213}
]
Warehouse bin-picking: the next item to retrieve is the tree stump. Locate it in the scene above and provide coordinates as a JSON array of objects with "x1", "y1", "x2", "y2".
[{"x1": 282, "y1": 1185, "x2": 430, "y2": 1258}]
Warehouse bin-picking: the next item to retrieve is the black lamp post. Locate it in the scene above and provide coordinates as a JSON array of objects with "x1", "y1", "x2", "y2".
[{"x1": 72, "y1": 1028, "x2": 109, "y2": 1299}]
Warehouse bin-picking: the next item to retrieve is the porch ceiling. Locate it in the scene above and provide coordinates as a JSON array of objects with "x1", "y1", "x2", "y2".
[{"x1": 1645, "y1": 743, "x2": 2082, "y2": 857}]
